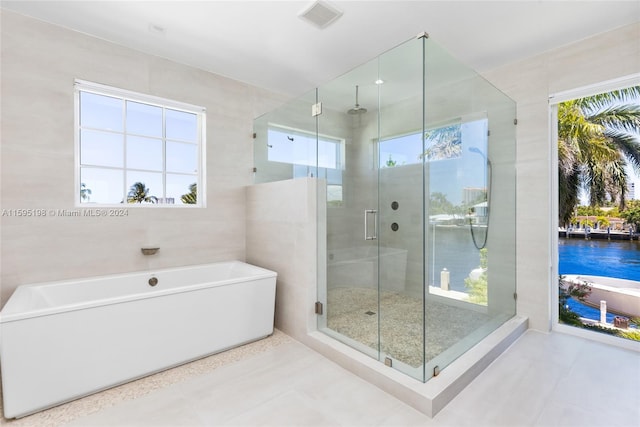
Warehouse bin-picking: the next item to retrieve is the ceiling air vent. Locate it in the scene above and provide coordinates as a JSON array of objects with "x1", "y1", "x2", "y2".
[{"x1": 299, "y1": 1, "x2": 343, "y2": 29}]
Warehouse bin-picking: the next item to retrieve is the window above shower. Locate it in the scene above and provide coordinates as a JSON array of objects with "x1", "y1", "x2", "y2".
[
  {"x1": 252, "y1": 110, "x2": 345, "y2": 206},
  {"x1": 267, "y1": 125, "x2": 344, "y2": 206},
  {"x1": 267, "y1": 125, "x2": 343, "y2": 170},
  {"x1": 380, "y1": 117, "x2": 488, "y2": 168},
  {"x1": 74, "y1": 80, "x2": 206, "y2": 207}
]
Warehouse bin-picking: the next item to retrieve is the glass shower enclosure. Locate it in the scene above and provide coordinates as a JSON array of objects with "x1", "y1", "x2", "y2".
[{"x1": 254, "y1": 34, "x2": 516, "y2": 382}]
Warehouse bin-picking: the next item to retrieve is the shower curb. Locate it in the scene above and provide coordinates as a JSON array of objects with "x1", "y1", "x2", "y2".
[{"x1": 305, "y1": 315, "x2": 528, "y2": 417}]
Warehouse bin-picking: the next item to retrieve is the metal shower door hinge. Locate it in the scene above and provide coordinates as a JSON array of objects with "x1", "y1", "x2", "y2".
[
  {"x1": 513, "y1": 292, "x2": 518, "y2": 300},
  {"x1": 514, "y1": 118, "x2": 518, "y2": 125},
  {"x1": 312, "y1": 102, "x2": 322, "y2": 117},
  {"x1": 315, "y1": 301, "x2": 323, "y2": 315}
]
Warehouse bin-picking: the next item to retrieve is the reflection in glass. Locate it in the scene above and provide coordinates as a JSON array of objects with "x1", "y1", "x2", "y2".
[{"x1": 126, "y1": 101, "x2": 162, "y2": 137}]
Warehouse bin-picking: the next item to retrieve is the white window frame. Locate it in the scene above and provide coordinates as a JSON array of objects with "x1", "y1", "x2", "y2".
[
  {"x1": 549, "y1": 73, "x2": 640, "y2": 351},
  {"x1": 74, "y1": 79, "x2": 206, "y2": 207}
]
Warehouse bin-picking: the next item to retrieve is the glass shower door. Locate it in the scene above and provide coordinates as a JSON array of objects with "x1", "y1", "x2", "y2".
[
  {"x1": 317, "y1": 37, "x2": 427, "y2": 381},
  {"x1": 317, "y1": 55, "x2": 382, "y2": 362},
  {"x1": 376, "y1": 37, "x2": 426, "y2": 379}
]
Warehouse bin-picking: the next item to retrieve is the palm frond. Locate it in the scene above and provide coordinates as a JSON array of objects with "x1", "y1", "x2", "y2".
[
  {"x1": 576, "y1": 86, "x2": 640, "y2": 111},
  {"x1": 604, "y1": 129, "x2": 640, "y2": 173},
  {"x1": 558, "y1": 85, "x2": 639, "y2": 221},
  {"x1": 586, "y1": 104, "x2": 640, "y2": 132}
]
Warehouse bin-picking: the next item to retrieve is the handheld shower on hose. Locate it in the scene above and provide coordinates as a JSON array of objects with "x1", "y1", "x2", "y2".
[{"x1": 468, "y1": 147, "x2": 492, "y2": 250}]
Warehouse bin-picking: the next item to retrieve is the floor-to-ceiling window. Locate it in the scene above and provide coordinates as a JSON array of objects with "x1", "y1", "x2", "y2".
[{"x1": 550, "y1": 75, "x2": 640, "y2": 346}]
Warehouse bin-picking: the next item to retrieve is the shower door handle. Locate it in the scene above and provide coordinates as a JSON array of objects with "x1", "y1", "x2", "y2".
[{"x1": 364, "y1": 209, "x2": 378, "y2": 240}]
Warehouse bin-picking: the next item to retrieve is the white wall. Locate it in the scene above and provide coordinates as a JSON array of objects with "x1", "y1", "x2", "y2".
[
  {"x1": 482, "y1": 22, "x2": 640, "y2": 331},
  {"x1": 0, "y1": 10, "x2": 286, "y2": 307}
]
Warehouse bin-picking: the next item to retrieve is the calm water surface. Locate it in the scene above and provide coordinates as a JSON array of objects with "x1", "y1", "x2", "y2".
[
  {"x1": 558, "y1": 237, "x2": 640, "y2": 281},
  {"x1": 559, "y1": 237, "x2": 639, "y2": 322}
]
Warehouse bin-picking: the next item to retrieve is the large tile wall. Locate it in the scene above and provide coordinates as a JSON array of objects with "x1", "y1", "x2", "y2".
[
  {"x1": 245, "y1": 178, "x2": 318, "y2": 338},
  {"x1": 0, "y1": 10, "x2": 286, "y2": 307}
]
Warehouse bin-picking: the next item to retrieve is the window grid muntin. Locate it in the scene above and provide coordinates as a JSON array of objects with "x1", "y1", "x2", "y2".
[{"x1": 75, "y1": 80, "x2": 204, "y2": 207}]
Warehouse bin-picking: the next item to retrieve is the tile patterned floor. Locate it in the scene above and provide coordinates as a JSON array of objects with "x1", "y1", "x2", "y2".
[
  {"x1": 327, "y1": 287, "x2": 489, "y2": 366},
  {"x1": 2, "y1": 330, "x2": 639, "y2": 426}
]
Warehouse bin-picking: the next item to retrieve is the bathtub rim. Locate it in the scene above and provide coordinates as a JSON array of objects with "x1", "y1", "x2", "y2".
[{"x1": 0, "y1": 261, "x2": 277, "y2": 324}]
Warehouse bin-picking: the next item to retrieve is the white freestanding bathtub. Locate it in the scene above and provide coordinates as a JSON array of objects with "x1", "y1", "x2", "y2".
[{"x1": 0, "y1": 261, "x2": 277, "y2": 419}]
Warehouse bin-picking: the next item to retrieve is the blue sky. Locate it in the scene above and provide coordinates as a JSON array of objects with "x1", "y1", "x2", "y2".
[{"x1": 80, "y1": 92, "x2": 199, "y2": 204}]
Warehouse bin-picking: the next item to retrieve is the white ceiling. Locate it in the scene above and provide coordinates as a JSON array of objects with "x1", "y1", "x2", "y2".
[{"x1": 2, "y1": 1, "x2": 639, "y2": 98}]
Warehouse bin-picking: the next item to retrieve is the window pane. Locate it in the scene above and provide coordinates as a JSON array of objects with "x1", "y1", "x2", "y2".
[
  {"x1": 166, "y1": 174, "x2": 198, "y2": 205},
  {"x1": 76, "y1": 83, "x2": 204, "y2": 207},
  {"x1": 327, "y1": 184, "x2": 343, "y2": 206},
  {"x1": 166, "y1": 109, "x2": 197, "y2": 142},
  {"x1": 424, "y1": 124, "x2": 462, "y2": 161},
  {"x1": 268, "y1": 130, "x2": 315, "y2": 167},
  {"x1": 125, "y1": 171, "x2": 163, "y2": 204},
  {"x1": 80, "y1": 130, "x2": 123, "y2": 167},
  {"x1": 380, "y1": 133, "x2": 422, "y2": 168},
  {"x1": 126, "y1": 136, "x2": 163, "y2": 171},
  {"x1": 318, "y1": 139, "x2": 338, "y2": 169},
  {"x1": 267, "y1": 128, "x2": 340, "y2": 169},
  {"x1": 80, "y1": 92, "x2": 123, "y2": 131},
  {"x1": 166, "y1": 141, "x2": 198, "y2": 173},
  {"x1": 80, "y1": 167, "x2": 124, "y2": 204},
  {"x1": 126, "y1": 101, "x2": 162, "y2": 137}
]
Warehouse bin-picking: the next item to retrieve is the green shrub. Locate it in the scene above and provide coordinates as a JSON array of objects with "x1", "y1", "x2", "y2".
[{"x1": 464, "y1": 248, "x2": 487, "y2": 305}]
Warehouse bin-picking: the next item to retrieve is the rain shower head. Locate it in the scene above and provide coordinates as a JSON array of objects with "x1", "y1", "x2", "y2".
[{"x1": 347, "y1": 85, "x2": 367, "y2": 115}]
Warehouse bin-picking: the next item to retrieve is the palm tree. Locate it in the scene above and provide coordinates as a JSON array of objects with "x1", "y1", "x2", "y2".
[
  {"x1": 180, "y1": 183, "x2": 197, "y2": 204},
  {"x1": 421, "y1": 124, "x2": 462, "y2": 161},
  {"x1": 80, "y1": 182, "x2": 92, "y2": 202},
  {"x1": 558, "y1": 86, "x2": 640, "y2": 225},
  {"x1": 127, "y1": 182, "x2": 157, "y2": 204}
]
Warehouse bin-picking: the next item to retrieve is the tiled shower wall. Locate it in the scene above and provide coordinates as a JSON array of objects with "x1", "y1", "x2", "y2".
[{"x1": 0, "y1": 9, "x2": 286, "y2": 307}]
